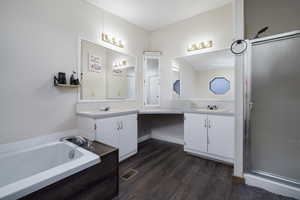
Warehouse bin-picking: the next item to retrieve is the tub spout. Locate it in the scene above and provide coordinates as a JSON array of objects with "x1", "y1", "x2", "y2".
[{"x1": 60, "y1": 136, "x2": 88, "y2": 147}]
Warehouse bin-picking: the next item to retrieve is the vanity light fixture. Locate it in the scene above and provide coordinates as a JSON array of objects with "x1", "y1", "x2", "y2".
[
  {"x1": 187, "y1": 40, "x2": 213, "y2": 52},
  {"x1": 113, "y1": 60, "x2": 128, "y2": 70},
  {"x1": 101, "y1": 33, "x2": 124, "y2": 48}
]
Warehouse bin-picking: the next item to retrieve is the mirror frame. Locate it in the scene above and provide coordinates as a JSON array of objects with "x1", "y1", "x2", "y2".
[
  {"x1": 143, "y1": 54, "x2": 161, "y2": 107},
  {"x1": 77, "y1": 37, "x2": 138, "y2": 103}
]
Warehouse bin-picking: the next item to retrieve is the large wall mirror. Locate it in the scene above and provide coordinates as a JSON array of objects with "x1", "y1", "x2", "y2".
[
  {"x1": 174, "y1": 49, "x2": 235, "y2": 101},
  {"x1": 80, "y1": 39, "x2": 136, "y2": 101},
  {"x1": 143, "y1": 55, "x2": 160, "y2": 106}
]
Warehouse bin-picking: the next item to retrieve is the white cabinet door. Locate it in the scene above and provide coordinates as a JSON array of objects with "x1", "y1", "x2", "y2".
[
  {"x1": 119, "y1": 114, "x2": 137, "y2": 159},
  {"x1": 96, "y1": 117, "x2": 119, "y2": 148},
  {"x1": 207, "y1": 115, "x2": 234, "y2": 159},
  {"x1": 184, "y1": 113, "x2": 207, "y2": 152}
]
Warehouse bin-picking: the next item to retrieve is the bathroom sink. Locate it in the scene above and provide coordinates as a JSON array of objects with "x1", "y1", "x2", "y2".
[
  {"x1": 77, "y1": 109, "x2": 139, "y2": 118},
  {"x1": 195, "y1": 108, "x2": 228, "y2": 113}
]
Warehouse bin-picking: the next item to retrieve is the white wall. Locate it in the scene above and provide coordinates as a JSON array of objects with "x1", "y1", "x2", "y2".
[
  {"x1": 245, "y1": 0, "x2": 300, "y2": 38},
  {"x1": 0, "y1": 1, "x2": 234, "y2": 145},
  {"x1": 195, "y1": 68, "x2": 235, "y2": 100},
  {"x1": 0, "y1": 0, "x2": 150, "y2": 144}
]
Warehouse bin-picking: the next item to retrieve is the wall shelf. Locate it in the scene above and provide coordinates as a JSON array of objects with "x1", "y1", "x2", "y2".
[{"x1": 54, "y1": 83, "x2": 80, "y2": 88}]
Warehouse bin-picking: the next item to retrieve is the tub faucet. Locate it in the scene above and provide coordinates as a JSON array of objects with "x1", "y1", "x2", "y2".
[{"x1": 60, "y1": 136, "x2": 89, "y2": 147}]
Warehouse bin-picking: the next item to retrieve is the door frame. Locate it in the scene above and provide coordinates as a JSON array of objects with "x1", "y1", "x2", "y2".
[{"x1": 244, "y1": 30, "x2": 300, "y2": 177}]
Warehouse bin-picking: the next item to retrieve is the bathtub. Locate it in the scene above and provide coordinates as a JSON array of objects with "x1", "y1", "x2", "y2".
[{"x1": 0, "y1": 141, "x2": 100, "y2": 200}]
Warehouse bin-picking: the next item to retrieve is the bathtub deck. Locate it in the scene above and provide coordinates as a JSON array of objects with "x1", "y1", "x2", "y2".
[{"x1": 20, "y1": 141, "x2": 119, "y2": 200}]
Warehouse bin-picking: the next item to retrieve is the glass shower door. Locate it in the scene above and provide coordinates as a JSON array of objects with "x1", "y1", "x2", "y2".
[{"x1": 247, "y1": 33, "x2": 300, "y2": 185}]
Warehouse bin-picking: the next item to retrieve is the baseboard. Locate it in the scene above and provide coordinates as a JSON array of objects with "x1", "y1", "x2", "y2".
[
  {"x1": 244, "y1": 173, "x2": 300, "y2": 199},
  {"x1": 151, "y1": 134, "x2": 184, "y2": 145},
  {"x1": 232, "y1": 176, "x2": 245, "y2": 184},
  {"x1": 185, "y1": 147, "x2": 234, "y2": 165},
  {"x1": 119, "y1": 150, "x2": 137, "y2": 162},
  {"x1": 138, "y1": 134, "x2": 151, "y2": 143}
]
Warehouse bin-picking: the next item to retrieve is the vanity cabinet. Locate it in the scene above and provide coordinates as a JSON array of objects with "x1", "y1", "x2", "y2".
[
  {"x1": 184, "y1": 114, "x2": 208, "y2": 153},
  {"x1": 184, "y1": 113, "x2": 234, "y2": 163},
  {"x1": 96, "y1": 114, "x2": 137, "y2": 162}
]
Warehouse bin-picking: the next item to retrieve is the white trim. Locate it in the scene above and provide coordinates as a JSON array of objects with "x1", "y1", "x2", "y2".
[
  {"x1": 138, "y1": 134, "x2": 151, "y2": 143},
  {"x1": 151, "y1": 134, "x2": 184, "y2": 145},
  {"x1": 250, "y1": 30, "x2": 300, "y2": 44},
  {"x1": 245, "y1": 174, "x2": 300, "y2": 200},
  {"x1": 77, "y1": 37, "x2": 138, "y2": 103},
  {"x1": 184, "y1": 148, "x2": 234, "y2": 164},
  {"x1": 233, "y1": 0, "x2": 245, "y2": 178}
]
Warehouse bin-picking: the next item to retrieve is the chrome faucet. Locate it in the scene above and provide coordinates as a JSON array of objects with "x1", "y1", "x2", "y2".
[
  {"x1": 99, "y1": 106, "x2": 110, "y2": 112},
  {"x1": 207, "y1": 105, "x2": 218, "y2": 110},
  {"x1": 60, "y1": 136, "x2": 90, "y2": 147}
]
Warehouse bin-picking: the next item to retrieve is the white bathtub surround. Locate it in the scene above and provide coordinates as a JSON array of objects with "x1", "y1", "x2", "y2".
[
  {"x1": 0, "y1": 129, "x2": 90, "y2": 155},
  {"x1": 0, "y1": 142, "x2": 100, "y2": 200}
]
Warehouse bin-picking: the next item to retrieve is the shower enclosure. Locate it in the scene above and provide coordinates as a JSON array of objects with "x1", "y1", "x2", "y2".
[{"x1": 245, "y1": 31, "x2": 300, "y2": 187}]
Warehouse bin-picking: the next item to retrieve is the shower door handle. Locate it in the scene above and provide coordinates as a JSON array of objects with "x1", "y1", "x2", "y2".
[{"x1": 249, "y1": 102, "x2": 254, "y2": 111}]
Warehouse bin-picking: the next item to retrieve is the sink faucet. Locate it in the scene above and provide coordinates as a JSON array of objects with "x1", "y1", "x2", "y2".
[
  {"x1": 207, "y1": 105, "x2": 218, "y2": 110},
  {"x1": 99, "y1": 106, "x2": 110, "y2": 112}
]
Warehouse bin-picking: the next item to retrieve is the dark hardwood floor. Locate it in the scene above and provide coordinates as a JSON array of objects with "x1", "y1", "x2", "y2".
[{"x1": 114, "y1": 139, "x2": 295, "y2": 200}]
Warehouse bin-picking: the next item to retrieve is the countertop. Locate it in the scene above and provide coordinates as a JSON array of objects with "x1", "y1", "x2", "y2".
[
  {"x1": 184, "y1": 109, "x2": 235, "y2": 116},
  {"x1": 77, "y1": 108, "x2": 234, "y2": 118},
  {"x1": 77, "y1": 109, "x2": 139, "y2": 119},
  {"x1": 139, "y1": 109, "x2": 183, "y2": 114}
]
